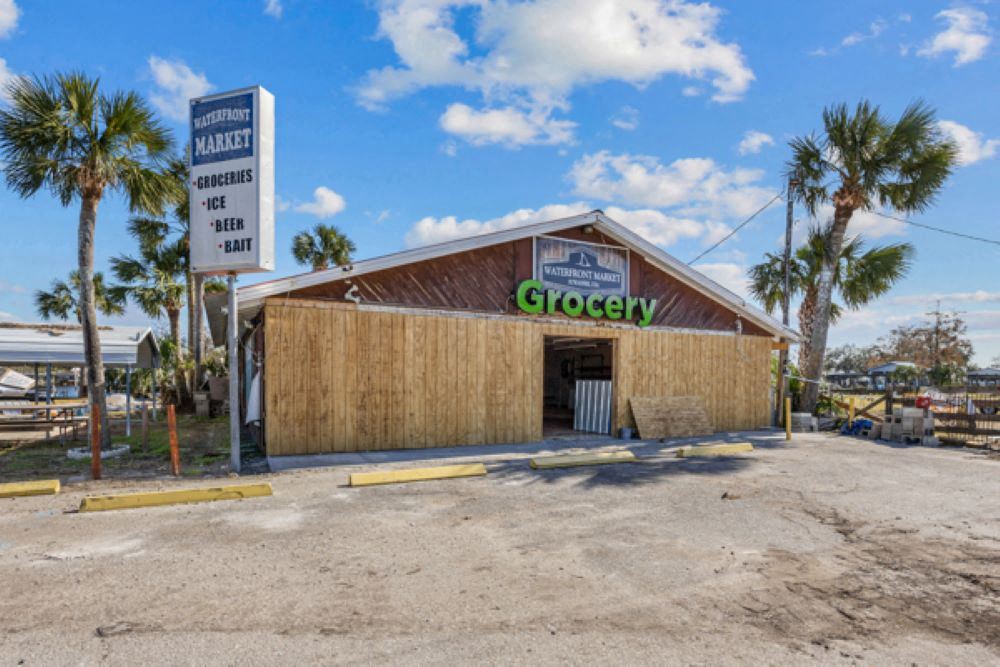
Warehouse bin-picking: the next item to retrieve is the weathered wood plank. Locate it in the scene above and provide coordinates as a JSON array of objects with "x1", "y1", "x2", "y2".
[{"x1": 263, "y1": 300, "x2": 772, "y2": 455}]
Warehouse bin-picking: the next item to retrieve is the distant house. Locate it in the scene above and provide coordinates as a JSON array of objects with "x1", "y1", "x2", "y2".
[
  {"x1": 824, "y1": 370, "x2": 870, "y2": 389},
  {"x1": 967, "y1": 368, "x2": 1000, "y2": 387},
  {"x1": 825, "y1": 361, "x2": 922, "y2": 390},
  {"x1": 867, "y1": 361, "x2": 921, "y2": 390}
]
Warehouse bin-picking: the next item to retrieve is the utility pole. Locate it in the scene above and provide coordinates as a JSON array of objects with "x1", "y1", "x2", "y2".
[{"x1": 777, "y1": 177, "x2": 795, "y2": 425}]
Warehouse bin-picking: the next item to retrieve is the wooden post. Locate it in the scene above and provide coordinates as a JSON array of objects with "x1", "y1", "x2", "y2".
[
  {"x1": 849, "y1": 397, "x2": 856, "y2": 429},
  {"x1": 167, "y1": 404, "x2": 180, "y2": 476},
  {"x1": 785, "y1": 397, "x2": 792, "y2": 441},
  {"x1": 90, "y1": 401, "x2": 102, "y2": 481},
  {"x1": 141, "y1": 403, "x2": 149, "y2": 451}
]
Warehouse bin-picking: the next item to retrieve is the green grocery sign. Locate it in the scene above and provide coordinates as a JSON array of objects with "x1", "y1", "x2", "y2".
[{"x1": 515, "y1": 279, "x2": 656, "y2": 327}]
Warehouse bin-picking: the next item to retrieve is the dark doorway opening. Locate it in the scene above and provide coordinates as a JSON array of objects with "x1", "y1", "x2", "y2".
[{"x1": 543, "y1": 336, "x2": 614, "y2": 437}]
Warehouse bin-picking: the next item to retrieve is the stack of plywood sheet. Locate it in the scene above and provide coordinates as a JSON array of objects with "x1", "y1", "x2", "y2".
[{"x1": 629, "y1": 396, "x2": 713, "y2": 439}]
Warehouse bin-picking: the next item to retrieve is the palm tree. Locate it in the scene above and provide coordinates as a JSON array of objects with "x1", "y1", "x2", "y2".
[
  {"x1": 749, "y1": 224, "x2": 915, "y2": 372},
  {"x1": 786, "y1": 100, "x2": 957, "y2": 410},
  {"x1": 292, "y1": 224, "x2": 356, "y2": 271},
  {"x1": 110, "y1": 239, "x2": 190, "y2": 405},
  {"x1": 35, "y1": 271, "x2": 126, "y2": 322},
  {"x1": 0, "y1": 72, "x2": 175, "y2": 449},
  {"x1": 128, "y1": 153, "x2": 223, "y2": 395}
]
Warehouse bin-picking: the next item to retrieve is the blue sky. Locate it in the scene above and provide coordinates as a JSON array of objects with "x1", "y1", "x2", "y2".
[{"x1": 1, "y1": 0, "x2": 999, "y2": 364}]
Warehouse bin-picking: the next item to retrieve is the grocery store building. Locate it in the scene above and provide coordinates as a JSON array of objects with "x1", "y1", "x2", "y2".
[{"x1": 208, "y1": 211, "x2": 796, "y2": 456}]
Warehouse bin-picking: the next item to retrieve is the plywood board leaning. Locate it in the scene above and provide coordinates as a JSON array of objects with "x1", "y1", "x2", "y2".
[{"x1": 629, "y1": 396, "x2": 714, "y2": 439}]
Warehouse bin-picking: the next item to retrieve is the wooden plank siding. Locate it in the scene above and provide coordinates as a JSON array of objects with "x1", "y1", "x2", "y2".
[
  {"x1": 264, "y1": 298, "x2": 772, "y2": 456},
  {"x1": 286, "y1": 228, "x2": 773, "y2": 337}
]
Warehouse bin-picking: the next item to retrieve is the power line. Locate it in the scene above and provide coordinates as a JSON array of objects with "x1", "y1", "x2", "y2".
[
  {"x1": 871, "y1": 211, "x2": 1000, "y2": 248},
  {"x1": 687, "y1": 192, "x2": 784, "y2": 265}
]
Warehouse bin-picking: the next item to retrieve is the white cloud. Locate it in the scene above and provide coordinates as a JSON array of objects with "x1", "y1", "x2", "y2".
[
  {"x1": 918, "y1": 7, "x2": 991, "y2": 66},
  {"x1": 0, "y1": 0, "x2": 19, "y2": 38},
  {"x1": 841, "y1": 18, "x2": 887, "y2": 47},
  {"x1": 737, "y1": 130, "x2": 774, "y2": 155},
  {"x1": 681, "y1": 86, "x2": 703, "y2": 97},
  {"x1": 890, "y1": 291, "x2": 1000, "y2": 306},
  {"x1": 275, "y1": 195, "x2": 292, "y2": 212},
  {"x1": 937, "y1": 120, "x2": 999, "y2": 165},
  {"x1": 836, "y1": 209, "x2": 906, "y2": 239},
  {"x1": 0, "y1": 309, "x2": 16, "y2": 322},
  {"x1": 785, "y1": 205, "x2": 907, "y2": 246},
  {"x1": 404, "y1": 201, "x2": 711, "y2": 249},
  {"x1": 263, "y1": 0, "x2": 283, "y2": 19},
  {"x1": 147, "y1": 56, "x2": 213, "y2": 122},
  {"x1": 405, "y1": 203, "x2": 593, "y2": 247},
  {"x1": 358, "y1": 0, "x2": 754, "y2": 146},
  {"x1": 690, "y1": 262, "x2": 749, "y2": 299},
  {"x1": 604, "y1": 206, "x2": 704, "y2": 247},
  {"x1": 440, "y1": 140, "x2": 458, "y2": 157},
  {"x1": 610, "y1": 106, "x2": 640, "y2": 131},
  {"x1": 0, "y1": 56, "x2": 15, "y2": 103},
  {"x1": 0, "y1": 278, "x2": 26, "y2": 294},
  {"x1": 294, "y1": 186, "x2": 347, "y2": 219},
  {"x1": 439, "y1": 103, "x2": 574, "y2": 147},
  {"x1": 568, "y1": 150, "x2": 777, "y2": 221}
]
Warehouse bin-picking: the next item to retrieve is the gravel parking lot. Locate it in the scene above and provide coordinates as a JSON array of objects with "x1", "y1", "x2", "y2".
[{"x1": 1, "y1": 431, "x2": 998, "y2": 665}]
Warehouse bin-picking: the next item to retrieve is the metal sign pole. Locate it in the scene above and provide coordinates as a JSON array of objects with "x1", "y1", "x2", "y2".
[{"x1": 228, "y1": 272, "x2": 241, "y2": 473}]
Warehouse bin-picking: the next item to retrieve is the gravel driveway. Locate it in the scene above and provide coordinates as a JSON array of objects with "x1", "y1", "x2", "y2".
[{"x1": 1, "y1": 431, "x2": 997, "y2": 665}]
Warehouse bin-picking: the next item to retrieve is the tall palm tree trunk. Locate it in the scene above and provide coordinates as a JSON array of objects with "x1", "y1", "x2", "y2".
[
  {"x1": 78, "y1": 195, "x2": 112, "y2": 450},
  {"x1": 800, "y1": 205, "x2": 854, "y2": 411},
  {"x1": 797, "y1": 287, "x2": 818, "y2": 372},
  {"x1": 193, "y1": 273, "x2": 205, "y2": 391}
]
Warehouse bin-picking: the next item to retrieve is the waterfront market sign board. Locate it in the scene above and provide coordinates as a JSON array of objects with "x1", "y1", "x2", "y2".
[
  {"x1": 522, "y1": 236, "x2": 654, "y2": 325},
  {"x1": 534, "y1": 236, "x2": 628, "y2": 297},
  {"x1": 189, "y1": 86, "x2": 275, "y2": 274}
]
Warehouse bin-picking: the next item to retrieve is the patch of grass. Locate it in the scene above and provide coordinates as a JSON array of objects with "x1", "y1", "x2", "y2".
[{"x1": 0, "y1": 414, "x2": 235, "y2": 482}]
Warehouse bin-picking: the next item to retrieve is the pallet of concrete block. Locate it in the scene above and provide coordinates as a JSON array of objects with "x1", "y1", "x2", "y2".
[
  {"x1": 629, "y1": 396, "x2": 713, "y2": 439},
  {"x1": 790, "y1": 412, "x2": 818, "y2": 433}
]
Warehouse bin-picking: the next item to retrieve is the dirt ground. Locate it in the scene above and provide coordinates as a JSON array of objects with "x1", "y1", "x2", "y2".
[{"x1": 0, "y1": 431, "x2": 997, "y2": 665}]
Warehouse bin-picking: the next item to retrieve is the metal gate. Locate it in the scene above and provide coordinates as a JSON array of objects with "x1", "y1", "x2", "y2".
[{"x1": 574, "y1": 380, "x2": 613, "y2": 434}]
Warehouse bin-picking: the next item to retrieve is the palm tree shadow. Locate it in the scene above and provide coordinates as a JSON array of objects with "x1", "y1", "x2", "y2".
[{"x1": 487, "y1": 454, "x2": 753, "y2": 489}]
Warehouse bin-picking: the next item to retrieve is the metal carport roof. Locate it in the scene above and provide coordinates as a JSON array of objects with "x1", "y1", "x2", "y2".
[{"x1": 0, "y1": 323, "x2": 160, "y2": 368}]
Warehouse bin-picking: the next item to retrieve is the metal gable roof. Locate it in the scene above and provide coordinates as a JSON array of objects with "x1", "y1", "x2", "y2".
[
  {"x1": 208, "y1": 210, "x2": 798, "y2": 343},
  {"x1": 0, "y1": 323, "x2": 160, "y2": 368}
]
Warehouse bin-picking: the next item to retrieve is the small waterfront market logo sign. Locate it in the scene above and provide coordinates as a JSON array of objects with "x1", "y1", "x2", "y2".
[
  {"x1": 515, "y1": 279, "x2": 656, "y2": 327},
  {"x1": 535, "y1": 237, "x2": 627, "y2": 297}
]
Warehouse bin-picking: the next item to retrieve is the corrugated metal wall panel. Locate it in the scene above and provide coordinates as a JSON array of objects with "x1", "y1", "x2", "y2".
[{"x1": 573, "y1": 380, "x2": 612, "y2": 434}]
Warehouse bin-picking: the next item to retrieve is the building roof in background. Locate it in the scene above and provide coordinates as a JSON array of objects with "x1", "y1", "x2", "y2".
[
  {"x1": 968, "y1": 367, "x2": 1000, "y2": 377},
  {"x1": 867, "y1": 361, "x2": 918, "y2": 375},
  {"x1": 0, "y1": 323, "x2": 160, "y2": 368},
  {"x1": 206, "y1": 211, "x2": 799, "y2": 344}
]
